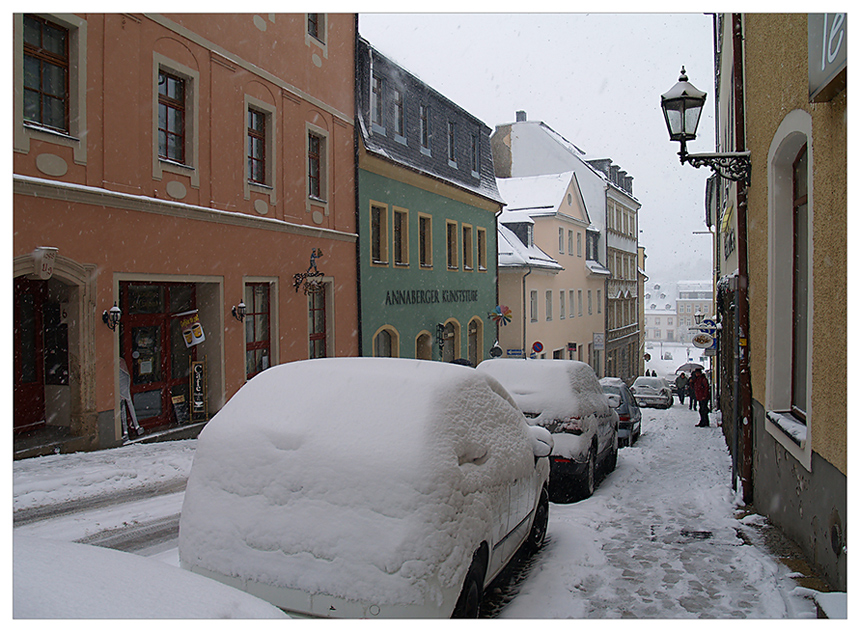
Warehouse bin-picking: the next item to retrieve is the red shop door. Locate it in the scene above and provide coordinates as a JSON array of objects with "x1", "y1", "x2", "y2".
[
  {"x1": 14, "y1": 278, "x2": 47, "y2": 432},
  {"x1": 120, "y1": 282, "x2": 197, "y2": 429}
]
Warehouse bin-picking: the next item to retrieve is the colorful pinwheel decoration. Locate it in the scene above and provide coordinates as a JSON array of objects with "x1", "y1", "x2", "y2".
[{"x1": 490, "y1": 305, "x2": 513, "y2": 326}]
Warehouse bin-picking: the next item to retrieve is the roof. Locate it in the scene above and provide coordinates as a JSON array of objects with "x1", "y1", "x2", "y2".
[
  {"x1": 497, "y1": 224, "x2": 563, "y2": 271},
  {"x1": 496, "y1": 171, "x2": 574, "y2": 214}
]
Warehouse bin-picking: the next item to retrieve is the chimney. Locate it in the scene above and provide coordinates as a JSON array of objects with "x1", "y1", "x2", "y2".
[{"x1": 516, "y1": 110, "x2": 527, "y2": 122}]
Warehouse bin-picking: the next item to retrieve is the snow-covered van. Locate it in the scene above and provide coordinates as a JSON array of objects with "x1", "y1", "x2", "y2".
[{"x1": 179, "y1": 358, "x2": 551, "y2": 618}]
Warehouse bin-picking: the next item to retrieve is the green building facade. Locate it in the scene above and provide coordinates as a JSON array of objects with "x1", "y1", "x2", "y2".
[{"x1": 357, "y1": 38, "x2": 503, "y2": 364}]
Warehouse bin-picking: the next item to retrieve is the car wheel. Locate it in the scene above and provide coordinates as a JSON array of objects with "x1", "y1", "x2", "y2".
[
  {"x1": 452, "y1": 552, "x2": 485, "y2": 618},
  {"x1": 577, "y1": 447, "x2": 596, "y2": 499},
  {"x1": 525, "y1": 488, "x2": 549, "y2": 554},
  {"x1": 606, "y1": 432, "x2": 618, "y2": 473}
]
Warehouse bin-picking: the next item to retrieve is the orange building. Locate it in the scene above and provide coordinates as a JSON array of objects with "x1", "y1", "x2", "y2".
[{"x1": 13, "y1": 13, "x2": 358, "y2": 456}]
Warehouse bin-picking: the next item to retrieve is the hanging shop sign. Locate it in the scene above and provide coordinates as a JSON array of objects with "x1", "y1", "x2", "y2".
[
  {"x1": 294, "y1": 248, "x2": 325, "y2": 294},
  {"x1": 692, "y1": 332, "x2": 715, "y2": 349},
  {"x1": 33, "y1": 246, "x2": 59, "y2": 280},
  {"x1": 176, "y1": 310, "x2": 206, "y2": 347},
  {"x1": 593, "y1": 332, "x2": 605, "y2": 351}
]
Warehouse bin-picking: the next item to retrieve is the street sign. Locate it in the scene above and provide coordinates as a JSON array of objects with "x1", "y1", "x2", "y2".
[{"x1": 532, "y1": 341, "x2": 543, "y2": 354}]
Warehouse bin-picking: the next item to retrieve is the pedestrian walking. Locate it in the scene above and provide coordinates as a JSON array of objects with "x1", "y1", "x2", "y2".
[
  {"x1": 675, "y1": 372, "x2": 688, "y2": 405},
  {"x1": 690, "y1": 368, "x2": 711, "y2": 427}
]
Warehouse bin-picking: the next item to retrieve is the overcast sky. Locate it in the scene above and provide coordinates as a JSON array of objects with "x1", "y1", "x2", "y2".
[{"x1": 358, "y1": 12, "x2": 717, "y2": 283}]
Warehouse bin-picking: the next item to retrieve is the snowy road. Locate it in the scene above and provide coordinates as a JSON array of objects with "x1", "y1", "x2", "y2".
[{"x1": 13, "y1": 403, "x2": 817, "y2": 618}]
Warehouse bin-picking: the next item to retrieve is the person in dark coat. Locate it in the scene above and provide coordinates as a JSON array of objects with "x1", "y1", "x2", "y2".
[
  {"x1": 687, "y1": 378, "x2": 697, "y2": 410},
  {"x1": 690, "y1": 368, "x2": 710, "y2": 427},
  {"x1": 675, "y1": 372, "x2": 688, "y2": 405}
]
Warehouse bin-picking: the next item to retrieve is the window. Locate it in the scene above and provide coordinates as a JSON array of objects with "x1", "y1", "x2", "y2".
[
  {"x1": 244, "y1": 283, "x2": 271, "y2": 380},
  {"x1": 559, "y1": 228, "x2": 565, "y2": 254},
  {"x1": 158, "y1": 70, "x2": 185, "y2": 163},
  {"x1": 247, "y1": 108, "x2": 266, "y2": 184},
  {"x1": 393, "y1": 208, "x2": 409, "y2": 266},
  {"x1": 23, "y1": 15, "x2": 68, "y2": 132},
  {"x1": 462, "y1": 224, "x2": 474, "y2": 271},
  {"x1": 307, "y1": 13, "x2": 324, "y2": 42},
  {"x1": 371, "y1": 74, "x2": 384, "y2": 130},
  {"x1": 476, "y1": 227, "x2": 487, "y2": 271},
  {"x1": 668, "y1": 317, "x2": 673, "y2": 326},
  {"x1": 560, "y1": 291, "x2": 565, "y2": 320},
  {"x1": 393, "y1": 89, "x2": 404, "y2": 139},
  {"x1": 568, "y1": 230, "x2": 574, "y2": 256},
  {"x1": 308, "y1": 285, "x2": 328, "y2": 359},
  {"x1": 370, "y1": 204, "x2": 388, "y2": 265},
  {"x1": 578, "y1": 290, "x2": 583, "y2": 317},
  {"x1": 308, "y1": 131, "x2": 323, "y2": 200},
  {"x1": 530, "y1": 290, "x2": 538, "y2": 322},
  {"x1": 373, "y1": 327, "x2": 399, "y2": 358},
  {"x1": 791, "y1": 145, "x2": 809, "y2": 421},
  {"x1": 577, "y1": 232, "x2": 583, "y2": 257},
  {"x1": 546, "y1": 290, "x2": 553, "y2": 321},
  {"x1": 419, "y1": 104, "x2": 430, "y2": 150},
  {"x1": 569, "y1": 290, "x2": 575, "y2": 318},
  {"x1": 588, "y1": 290, "x2": 593, "y2": 315},
  {"x1": 446, "y1": 220, "x2": 458, "y2": 270},
  {"x1": 447, "y1": 121, "x2": 456, "y2": 165},
  {"x1": 597, "y1": 290, "x2": 601, "y2": 314},
  {"x1": 470, "y1": 133, "x2": 479, "y2": 174},
  {"x1": 419, "y1": 214, "x2": 433, "y2": 268}
]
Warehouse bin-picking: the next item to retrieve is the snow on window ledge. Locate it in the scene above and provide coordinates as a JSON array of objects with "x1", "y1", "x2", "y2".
[{"x1": 765, "y1": 410, "x2": 807, "y2": 447}]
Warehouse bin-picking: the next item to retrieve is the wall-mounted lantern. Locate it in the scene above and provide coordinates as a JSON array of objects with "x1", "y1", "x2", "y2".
[
  {"x1": 102, "y1": 302, "x2": 121, "y2": 331},
  {"x1": 660, "y1": 67, "x2": 751, "y2": 186},
  {"x1": 232, "y1": 301, "x2": 246, "y2": 322}
]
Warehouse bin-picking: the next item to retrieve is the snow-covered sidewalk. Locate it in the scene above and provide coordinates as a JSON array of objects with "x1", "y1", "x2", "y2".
[{"x1": 498, "y1": 403, "x2": 819, "y2": 618}]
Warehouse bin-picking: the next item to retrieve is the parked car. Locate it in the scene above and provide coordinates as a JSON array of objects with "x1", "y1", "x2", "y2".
[
  {"x1": 600, "y1": 377, "x2": 642, "y2": 447},
  {"x1": 630, "y1": 376, "x2": 675, "y2": 409},
  {"x1": 476, "y1": 359, "x2": 618, "y2": 503},
  {"x1": 179, "y1": 358, "x2": 552, "y2": 618},
  {"x1": 14, "y1": 535, "x2": 289, "y2": 618}
]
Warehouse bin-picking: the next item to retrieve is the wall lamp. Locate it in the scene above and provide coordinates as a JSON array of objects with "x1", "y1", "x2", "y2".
[
  {"x1": 102, "y1": 302, "x2": 121, "y2": 331},
  {"x1": 661, "y1": 67, "x2": 751, "y2": 186},
  {"x1": 232, "y1": 301, "x2": 246, "y2": 322}
]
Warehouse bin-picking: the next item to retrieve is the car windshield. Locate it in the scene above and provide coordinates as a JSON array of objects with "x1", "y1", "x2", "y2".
[{"x1": 602, "y1": 385, "x2": 622, "y2": 396}]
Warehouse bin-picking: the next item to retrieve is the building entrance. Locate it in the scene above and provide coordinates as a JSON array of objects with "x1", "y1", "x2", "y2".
[{"x1": 120, "y1": 282, "x2": 197, "y2": 430}]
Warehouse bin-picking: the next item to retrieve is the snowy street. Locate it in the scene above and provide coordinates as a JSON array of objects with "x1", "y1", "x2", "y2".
[{"x1": 13, "y1": 401, "x2": 819, "y2": 618}]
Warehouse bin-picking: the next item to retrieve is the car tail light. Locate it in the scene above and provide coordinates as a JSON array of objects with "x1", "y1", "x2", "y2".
[
  {"x1": 552, "y1": 456, "x2": 573, "y2": 464},
  {"x1": 618, "y1": 413, "x2": 630, "y2": 421}
]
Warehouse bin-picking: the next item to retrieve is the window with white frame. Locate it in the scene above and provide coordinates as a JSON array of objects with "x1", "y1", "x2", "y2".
[
  {"x1": 530, "y1": 290, "x2": 538, "y2": 322},
  {"x1": 546, "y1": 290, "x2": 553, "y2": 321}
]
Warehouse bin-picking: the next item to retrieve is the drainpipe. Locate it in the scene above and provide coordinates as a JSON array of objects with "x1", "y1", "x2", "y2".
[
  {"x1": 732, "y1": 12, "x2": 754, "y2": 504},
  {"x1": 522, "y1": 266, "x2": 532, "y2": 359}
]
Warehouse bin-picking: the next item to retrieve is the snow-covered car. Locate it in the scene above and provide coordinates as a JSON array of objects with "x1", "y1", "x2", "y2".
[
  {"x1": 600, "y1": 377, "x2": 642, "y2": 447},
  {"x1": 475, "y1": 359, "x2": 618, "y2": 503},
  {"x1": 179, "y1": 358, "x2": 552, "y2": 618},
  {"x1": 630, "y1": 376, "x2": 674, "y2": 409},
  {"x1": 13, "y1": 535, "x2": 289, "y2": 619}
]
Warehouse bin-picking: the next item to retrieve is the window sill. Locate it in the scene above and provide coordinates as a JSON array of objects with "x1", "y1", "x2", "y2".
[
  {"x1": 420, "y1": 146, "x2": 431, "y2": 157},
  {"x1": 23, "y1": 122, "x2": 79, "y2": 142},
  {"x1": 372, "y1": 123, "x2": 387, "y2": 136},
  {"x1": 308, "y1": 195, "x2": 328, "y2": 204},
  {"x1": 249, "y1": 181, "x2": 273, "y2": 191},
  {"x1": 159, "y1": 157, "x2": 194, "y2": 171},
  {"x1": 448, "y1": 160, "x2": 458, "y2": 169},
  {"x1": 765, "y1": 410, "x2": 807, "y2": 447},
  {"x1": 395, "y1": 134, "x2": 407, "y2": 146}
]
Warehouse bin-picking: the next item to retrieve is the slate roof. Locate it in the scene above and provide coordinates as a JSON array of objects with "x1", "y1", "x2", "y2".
[
  {"x1": 356, "y1": 37, "x2": 503, "y2": 206},
  {"x1": 497, "y1": 223, "x2": 563, "y2": 271}
]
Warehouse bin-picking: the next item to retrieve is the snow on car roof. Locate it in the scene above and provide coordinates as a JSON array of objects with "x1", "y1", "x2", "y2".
[
  {"x1": 476, "y1": 359, "x2": 608, "y2": 420},
  {"x1": 179, "y1": 357, "x2": 534, "y2": 607}
]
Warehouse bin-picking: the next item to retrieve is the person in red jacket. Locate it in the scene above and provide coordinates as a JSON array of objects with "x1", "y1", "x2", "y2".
[{"x1": 691, "y1": 368, "x2": 710, "y2": 427}]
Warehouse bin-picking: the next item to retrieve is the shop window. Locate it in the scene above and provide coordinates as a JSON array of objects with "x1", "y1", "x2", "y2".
[
  {"x1": 467, "y1": 318, "x2": 483, "y2": 367},
  {"x1": 308, "y1": 283, "x2": 330, "y2": 359},
  {"x1": 244, "y1": 283, "x2": 271, "y2": 380}
]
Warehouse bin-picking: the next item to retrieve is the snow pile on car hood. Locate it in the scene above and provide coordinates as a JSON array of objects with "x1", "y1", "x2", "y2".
[{"x1": 178, "y1": 358, "x2": 536, "y2": 608}]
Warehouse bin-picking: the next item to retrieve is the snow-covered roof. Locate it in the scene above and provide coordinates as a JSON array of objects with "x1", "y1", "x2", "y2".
[
  {"x1": 497, "y1": 223, "x2": 563, "y2": 271},
  {"x1": 586, "y1": 260, "x2": 611, "y2": 276},
  {"x1": 496, "y1": 171, "x2": 575, "y2": 214}
]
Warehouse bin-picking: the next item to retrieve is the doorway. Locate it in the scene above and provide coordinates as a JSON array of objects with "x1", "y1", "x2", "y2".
[{"x1": 14, "y1": 278, "x2": 47, "y2": 432}]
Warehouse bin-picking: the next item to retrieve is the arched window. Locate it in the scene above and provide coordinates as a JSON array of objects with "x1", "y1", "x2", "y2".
[{"x1": 372, "y1": 326, "x2": 399, "y2": 358}]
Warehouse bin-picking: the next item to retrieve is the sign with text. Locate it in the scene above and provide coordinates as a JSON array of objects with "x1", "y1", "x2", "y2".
[
  {"x1": 809, "y1": 14, "x2": 847, "y2": 102},
  {"x1": 176, "y1": 310, "x2": 205, "y2": 348}
]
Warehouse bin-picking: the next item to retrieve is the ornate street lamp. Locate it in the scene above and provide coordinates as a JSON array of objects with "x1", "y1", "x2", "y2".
[
  {"x1": 661, "y1": 67, "x2": 751, "y2": 185},
  {"x1": 102, "y1": 302, "x2": 121, "y2": 331}
]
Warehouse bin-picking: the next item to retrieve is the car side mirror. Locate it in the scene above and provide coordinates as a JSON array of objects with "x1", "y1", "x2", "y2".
[
  {"x1": 528, "y1": 424, "x2": 553, "y2": 458},
  {"x1": 606, "y1": 394, "x2": 622, "y2": 408}
]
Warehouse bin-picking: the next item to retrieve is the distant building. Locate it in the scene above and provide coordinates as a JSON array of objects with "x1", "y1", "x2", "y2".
[
  {"x1": 491, "y1": 112, "x2": 641, "y2": 382},
  {"x1": 355, "y1": 37, "x2": 502, "y2": 364},
  {"x1": 644, "y1": 280, "x2": 713, "y2": 345}
]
